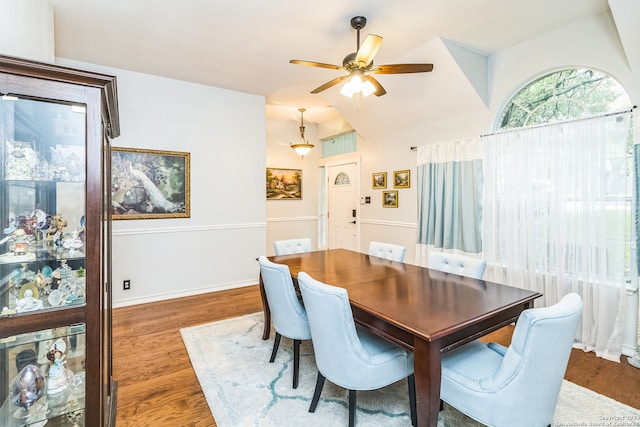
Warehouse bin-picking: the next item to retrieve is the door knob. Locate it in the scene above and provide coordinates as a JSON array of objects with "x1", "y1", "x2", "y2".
[{"x1": 351, "y1": 220, "x2": 356, "y2": 224}]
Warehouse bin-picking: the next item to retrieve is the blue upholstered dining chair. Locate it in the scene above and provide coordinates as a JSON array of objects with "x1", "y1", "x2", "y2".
[
  {"x1": 440, "y1": 293, "x2": 583, "y2": 427},
  {"x1": 274, "y1": 238, "x2": 312, "y2": 255},
  {"x1": 427, "y1": 251, "x2": 486, "y2": 279},
  {"x1": 368, "y1": 241, "x2": 406, "y2": 262},
  {"x1": 297, "y1": 272, "x2": 416, "y2": 427},
  {"x1": 258, "y1": 256, "x2": 312, "y2": 389}
]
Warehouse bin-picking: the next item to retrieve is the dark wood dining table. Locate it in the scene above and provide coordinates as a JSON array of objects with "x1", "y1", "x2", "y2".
[{"x1": 261, "y1": 249, "x2": 542, "y2": 426}]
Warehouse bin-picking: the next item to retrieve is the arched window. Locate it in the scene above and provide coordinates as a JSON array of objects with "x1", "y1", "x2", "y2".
[
  {"x1": 334, "y1": 172, "x2": 351, "y2": 185},
  {"x1": 494, "y1": 68, "x2": 633, "y2": 278},
  {"x1": 498, "y1": 69, "x2": 630, "y2": 130},
  {"x1": 484, "y1": 68, "x2": 634, "y2": 358}
]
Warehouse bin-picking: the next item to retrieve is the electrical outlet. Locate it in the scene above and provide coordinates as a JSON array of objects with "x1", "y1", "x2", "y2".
[{"x1": 123, "y1": 280, "x2": 131, "y2": 290}]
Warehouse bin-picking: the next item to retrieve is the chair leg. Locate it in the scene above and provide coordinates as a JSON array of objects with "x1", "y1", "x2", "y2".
[
  {"x1": 348, "y1": 389, "x2": 356, "y2": 427},
  {"x1": 269, "y1": 332, "x2": 281, "y2": 363},
  {"x1": 293, "y1": 339, "x2": 301, "y2": 389},
  {"x1": 309, "y1": 372, "x2": 325, "y2": 412},
  {"x1": 408, "y1": 374, "x2": 417, "y2": 426}
]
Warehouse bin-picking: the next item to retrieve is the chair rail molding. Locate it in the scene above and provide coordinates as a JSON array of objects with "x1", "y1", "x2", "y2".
[
  {"x1": 112, "y1": 222, "x2": 267, "y2": 236},
  {"x1": 267, "y1": 216, "x2": 318, "y2": 223},
  {"x1": 359, "y1": 219, "x2": 417, "y2": 229}
]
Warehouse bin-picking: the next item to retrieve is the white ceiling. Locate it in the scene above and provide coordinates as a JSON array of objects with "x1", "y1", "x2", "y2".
[{"x1": 50, "y1": 0, "x2": 614, "y2": 135}]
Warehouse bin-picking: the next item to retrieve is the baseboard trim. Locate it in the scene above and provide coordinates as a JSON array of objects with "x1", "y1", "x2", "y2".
[
  {"x1": 113, "y1": 279, "x2": 257, "y2": 308},
  {"x1": 622, "y1": 343, "x2": 638, "y2": 357}
]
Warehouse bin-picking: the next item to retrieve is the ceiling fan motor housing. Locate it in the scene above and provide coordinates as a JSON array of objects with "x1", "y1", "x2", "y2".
[{"x1": 342, "y1": 52, "x2": 370, "y2": 71}]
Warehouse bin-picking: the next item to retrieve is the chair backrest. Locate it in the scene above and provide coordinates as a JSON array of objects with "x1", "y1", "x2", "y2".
[
  {"x1": 368, "y1": 241, "x2": 406, "y2": 262},
  {"x1": 427, "y1": 252, "x2": 486, "y2": 279},
  {"x1": 485, "y1": 293, "x2": 583, "y2": 420},
  {"x1": 297, "y1": 272, "x2": 407, "y2": 389},
  {"x1": 258, "y1": 256, "x2": 310, "y2": 339},
  {"x1": 274, "y1": 238, "x2": 312, "y2": 255}
]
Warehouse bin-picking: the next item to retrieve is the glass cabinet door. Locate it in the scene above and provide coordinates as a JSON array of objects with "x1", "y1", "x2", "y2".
[
  {"x1": 0, "y1": 96, "x2": 87, "y2": 316},
  {"x1": 0, "y1": 92, "x2": 89, "y2": 425},
  {"x1": 0, "y1": 325, "x2": 87, "y2": 426}
]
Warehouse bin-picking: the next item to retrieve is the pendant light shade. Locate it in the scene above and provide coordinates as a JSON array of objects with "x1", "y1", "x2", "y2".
[{"x1": 291, "y1": 108, "x2": 314, "y2": 158}]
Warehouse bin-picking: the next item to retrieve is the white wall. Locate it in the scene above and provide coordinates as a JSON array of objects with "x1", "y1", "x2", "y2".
[
  {"x1": 58, "y1": 59, "x2": 266, "y2": 307},
  {"x1": 265, "y1": 118, "x2": 321, "y2": 255},
  {"x1": 0, "y1": 0, "x2": 54, "y2": 62}
]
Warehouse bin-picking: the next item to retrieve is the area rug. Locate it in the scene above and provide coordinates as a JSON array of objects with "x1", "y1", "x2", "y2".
[{"x1": 180, "y1": 312, "x2": 640, "y2": 426}]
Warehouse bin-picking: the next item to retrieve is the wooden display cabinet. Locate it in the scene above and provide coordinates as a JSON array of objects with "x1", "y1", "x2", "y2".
[{"x1": 0, "y1": 55, "x2": 119, "y2": 426}]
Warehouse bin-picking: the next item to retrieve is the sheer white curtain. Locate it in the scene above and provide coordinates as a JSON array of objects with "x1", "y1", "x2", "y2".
[
  {"x1": 630, "y1": 109, "x2": 640, "y2": 368},
  {"x1": 482, "y1": 112, "x2": 631, "y2": 361},
  {"x1": 415, "y1": 138, "x2": 483, "y2": 266}
]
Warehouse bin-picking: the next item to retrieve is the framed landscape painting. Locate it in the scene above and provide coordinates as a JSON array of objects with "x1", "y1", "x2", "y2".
[
  {"x1": 111, "y1": 147, "x2": 191, "y2": 219},
  {"x1": 394, "y1": 170, "x2": 410, "y2": 188},
  {"x1": 372, "y1": 172, "x2": 387, "y2": 189},
  {"x1": 267, "y1": 168, "x2": 302, "y2": 200},
  {"x1": 383, "y1": 190, "x2": 398, "y2": 208}
]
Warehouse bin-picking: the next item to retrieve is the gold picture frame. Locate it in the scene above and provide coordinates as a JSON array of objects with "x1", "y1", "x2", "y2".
[
  {"x1": 266, "y1": 168, "x2": 302, "y2": 200},
  {"x1": 382, "y1": 190, "x2": 398, "y2": 208},
  {"x1": 111, "y1": 147, "x2": 191, "y2": 220},
  {"x1": 393, "y1": 170, "x2": 410, "y2": 188},
  {"x1": 372, "y1": 172, "x2": 387, "y2": 189}
]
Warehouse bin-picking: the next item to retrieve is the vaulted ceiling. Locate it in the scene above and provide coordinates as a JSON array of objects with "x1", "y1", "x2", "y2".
[{"x1": 50, "y1": 0, "x2": 637, "y2": 137}]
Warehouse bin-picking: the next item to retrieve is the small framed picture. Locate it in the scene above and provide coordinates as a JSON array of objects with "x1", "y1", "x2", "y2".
[
  {"x1": 393, "y1": 170, "x2": 410, "y2": 188},
  {"x1": 372, "y1": 172, "x2": 387, "y2": 189},
  {"x1": 266, "y1": 167, "x2": 302, "y2": 200},
  {"x1": 382, "y1": 190, "x2": 398, "y2": 208}
]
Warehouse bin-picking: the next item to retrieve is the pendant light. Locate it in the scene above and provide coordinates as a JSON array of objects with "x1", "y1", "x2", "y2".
[{"x1": 290, "y1": 108, "x2": 314, "y2": 158}]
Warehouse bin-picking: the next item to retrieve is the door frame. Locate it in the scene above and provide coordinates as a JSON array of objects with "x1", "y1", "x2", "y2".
[{"x1": 320, "y1": 155, "x2": 361, "y2": 252}]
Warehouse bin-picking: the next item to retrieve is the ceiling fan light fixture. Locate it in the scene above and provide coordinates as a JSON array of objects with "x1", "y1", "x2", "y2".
[
  {"x1": 340, "y1": 81, "x2": 355, "y2": 98},
  {"x1": 361, "y1": 79, "x2": 376, "y2": 97},
  {"x1": 349, "y1": 73, "x2": 364, "y2": 92},
  {"x1": 340, "y1": 71, "x2": 375, "y2": 98},
  {"x1": 290, "y1": 108, "x2": 314, "y2": 158}
]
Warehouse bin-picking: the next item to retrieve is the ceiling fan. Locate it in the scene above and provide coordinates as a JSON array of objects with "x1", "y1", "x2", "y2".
[{"x1": 290, "y1": 16, "x2": 433, "y2": 97}]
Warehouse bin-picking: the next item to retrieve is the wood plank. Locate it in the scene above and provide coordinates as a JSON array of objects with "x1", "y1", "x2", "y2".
[{"x1": 113, "y1": 286, "x2": 263, "y2": 427}]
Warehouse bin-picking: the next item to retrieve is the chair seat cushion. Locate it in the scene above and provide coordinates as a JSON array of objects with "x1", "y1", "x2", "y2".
[
  {"x1": 356, "y1": 325, "x2": 412, "y2": 364},
  {"x1": 321, "y1": 325, "x2": 414, "y2": 391},
  {"x1": 441, "y1": 341, "x2": 503, "y2": 389}
]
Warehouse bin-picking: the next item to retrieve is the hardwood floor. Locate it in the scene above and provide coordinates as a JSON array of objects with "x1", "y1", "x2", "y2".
[{"x1": 113, "y1": 285, "x2": 640, "y2": 426}]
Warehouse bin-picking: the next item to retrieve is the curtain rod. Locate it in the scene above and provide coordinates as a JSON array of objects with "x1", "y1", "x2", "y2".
[
  {"x1": 410, "y1": 105, "x2": 637, "y2": 151},
  {"x1": 479, "y1": 106, "x2": 636, "y2": 138}
]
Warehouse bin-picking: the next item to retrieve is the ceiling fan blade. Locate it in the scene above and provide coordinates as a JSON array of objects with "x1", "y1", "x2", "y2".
[
  {"x1": 355, "y1": 34, "x2": 383, "y2": 67},
  {"x1": 365, "y1": 75, "x2": 387, "y2": 97},
  {"x1": 290, "y1": 59, "x2": 342, "y2": 70},
  {"x1": 371, "y1": 64, "x2": 434, "y2": 74},
  {"x1": 311, "y1": 75, "x2": 351, "y2": 94}
]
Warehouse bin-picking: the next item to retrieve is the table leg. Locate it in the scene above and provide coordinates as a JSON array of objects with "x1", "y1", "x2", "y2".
[
  {"x1": 259, "y1": 274, "x2": 271, "y2": 340},
  {"x1": 413, "y1": 338, "x2": 441, "y2": 426}
]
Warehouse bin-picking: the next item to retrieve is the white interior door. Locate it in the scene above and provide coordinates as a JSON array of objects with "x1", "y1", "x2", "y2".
[{"x1": 327, "y1": 162, "x2": 359, "y2": 250}]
